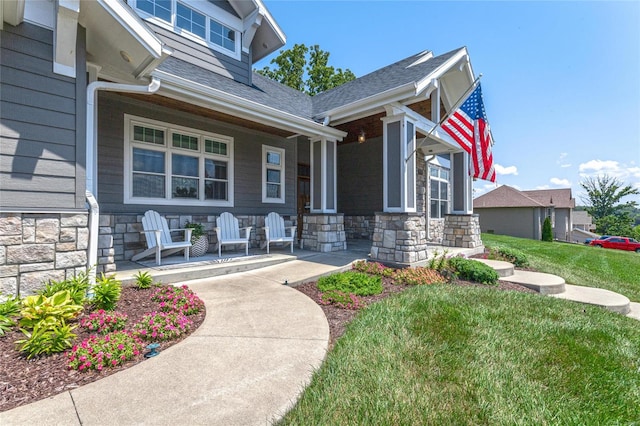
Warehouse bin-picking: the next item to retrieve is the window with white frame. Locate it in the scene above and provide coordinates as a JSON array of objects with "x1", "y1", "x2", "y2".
[
  {"x1": 125, "y1": 115, "x2": 233, "y2": 206},
  {"x1": 130, "y1": 0, "x2": 240, "y2": 58},
  {"x1": 262, "y1": 145, "x2": 285, "y2": 203},
  {"x1": 429, "y1": 155, "x2": 450, "y2": 219}
]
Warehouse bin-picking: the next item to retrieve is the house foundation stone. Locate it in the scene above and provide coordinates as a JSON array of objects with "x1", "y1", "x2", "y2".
[
  {"x1": 301, "y1": 214, "x2": 346, "y2": 252},
  {"x1": 370, "y1": 212, "x2": 428, "y2": 267},
  {"x1": 442, "y1": 214, "x2": 482, "y2": 248}
]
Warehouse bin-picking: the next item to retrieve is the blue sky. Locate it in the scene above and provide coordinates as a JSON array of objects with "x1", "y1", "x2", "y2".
[{"x1": 256, "y1": 0, "x2": 640, "y2": 204}]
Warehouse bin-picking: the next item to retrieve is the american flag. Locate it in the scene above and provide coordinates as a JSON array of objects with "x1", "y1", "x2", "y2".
[{"x1": 441, "y1": 83, "x2": 496, "y2": 182}]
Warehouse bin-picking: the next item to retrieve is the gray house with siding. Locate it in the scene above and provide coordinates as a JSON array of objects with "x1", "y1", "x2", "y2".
[
  {"x1": 1, "y1": 0, "x2": 487, "y2": 296},
  {"x1": 473, "y1": 186, "x2": 575, "y2": 241}
]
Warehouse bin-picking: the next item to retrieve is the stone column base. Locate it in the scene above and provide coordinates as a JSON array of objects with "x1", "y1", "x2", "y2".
[
  {"x1": 442, "y1": 214, "x2": 482, "y2": 248},
  {"x1": 301, "y1": 214, "x2": 346, "y2": 252},
  {"x1": 370, "y1": 212, "x2": 427, "y2": 267}
]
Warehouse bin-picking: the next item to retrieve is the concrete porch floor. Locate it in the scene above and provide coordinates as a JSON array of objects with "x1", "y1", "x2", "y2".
[{"x1": 113, "y1": 240, "x2": 483, "y2": 286}]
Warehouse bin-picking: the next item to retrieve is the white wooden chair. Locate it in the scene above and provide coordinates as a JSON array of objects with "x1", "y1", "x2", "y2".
[
  {"x1": 214, "y1": 212, "x2": 251, "y2": 257},
  {"x1": 263, "y1": 212, "x2": 296, "y2": 254},
  {"x1": 131, "y1": 210, "x2": 192, "y2": 266}
]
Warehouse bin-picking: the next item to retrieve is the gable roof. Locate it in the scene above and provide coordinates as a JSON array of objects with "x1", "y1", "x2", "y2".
[
  {"x1": 311, "y1": 48, "x2": 465, "y2": 118},
  {"x1": 474, "y1": 186, "x2": 575, "y2": 209}
]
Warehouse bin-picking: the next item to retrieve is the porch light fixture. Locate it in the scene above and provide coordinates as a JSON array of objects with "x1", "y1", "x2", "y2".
[
  {"x1": 358, "y1": 130, "x2": 366, "y2": 143},
  {"x1": 120, "y1": 50, "x2": 132, "y2": 63}
]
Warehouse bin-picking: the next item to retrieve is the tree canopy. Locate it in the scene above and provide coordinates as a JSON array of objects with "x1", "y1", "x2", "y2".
[
  {"x1": 580, "y1": 175, "x2": 639, "y2": 236},
  {"x1": 256, "y1": 44, "x2": 356, "y2": 95}
]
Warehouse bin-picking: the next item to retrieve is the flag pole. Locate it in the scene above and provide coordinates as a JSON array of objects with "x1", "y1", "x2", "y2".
[{"x1": 406, "y1": 73, "x2": 483, "y2": 162}]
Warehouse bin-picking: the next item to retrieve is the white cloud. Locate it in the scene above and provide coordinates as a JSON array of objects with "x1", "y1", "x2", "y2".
[
  {"x1": 494, "y1": 164, "x2": 518, "y2": 176},
  {"x1": 557, "y1": 152, "x2": 571, "y2": 168},
  {"x1": 550, "y1": 177, "x2": 571, "y2": 186},
  {"x1": 578, "y1": 159, "x2": 620, "y2": 173},
  {"x1": 560, "y1": 164, "x2": 572, "y2": 168},
  {"x1": 535, "y1": 185, "x2": 550, "y2": 190},
  {"x1": 577, "y1": 159, "x2": 640, "y2": 203}
]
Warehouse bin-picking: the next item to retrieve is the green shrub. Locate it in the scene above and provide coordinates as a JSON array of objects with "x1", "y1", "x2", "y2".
[
  {"x1": 15, "y1": 322, "x2": 77, "y2": 359},
  {"x1": 448, "y1": 257, "x2": 499, "y2": 285},
  {"x1": 92, "y1": 274, "x2": 122, "y2": 311},
  {"x1": 352, "y1": 260, "x2": 394, "y2": 277},
  {"x1": 0, "y1": 296, "x2": 21, "y2": 317},
  {"x1": 39, "y1": 271, "x2": 90, "y2": 305},
  {"x1": 427, "y1": 250, "x2": 450, "y2": 271},
  {"x1": 542, "y1": 217, "x2": 553, "y2": 242},
  {"x1": 319, "y1": 290, "x2": 363, "y2": 310},
  {"x1": 134, "y1": 271, "x2": 154, "y2": 290},
  {"x1": 0, "y1": 314, "x2": 16, "y2": 336},
  {"x1": 488, "y1": 246, "x2": 529, "y2": 267},
  {"x1": 393, "y1": 267, "x2": 446, "y2": 286},
  {"x1": 317, "y1": 271, "x2": 383, "y2": 296},
  {"x1": 19, "y1": 291, "x2": 83, "y2": 330}
]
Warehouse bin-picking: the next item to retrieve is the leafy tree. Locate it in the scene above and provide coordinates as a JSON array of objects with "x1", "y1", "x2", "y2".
[
  {"x1": 541, "y1": 217, "x2": 553, "y2": 242},
  {"x1": 257, "y1": 44, "x2": 356, "y2": 95},
  {"x1": 580, "y1": 175, "x2": 639, "y2": 235}
]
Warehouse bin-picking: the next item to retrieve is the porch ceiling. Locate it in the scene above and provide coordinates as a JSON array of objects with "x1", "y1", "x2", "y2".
[{"x1": 120, "y1": 92, "x2": 293, "y2": 138}]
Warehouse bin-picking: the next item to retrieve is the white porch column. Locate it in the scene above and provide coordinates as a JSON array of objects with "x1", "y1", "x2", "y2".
[
  {"x1": 310, "y1": 137, "x2": 337, "y2": 213},
  {"x1": 382, "y1": 115, "x2": 416, "y2": 212}
]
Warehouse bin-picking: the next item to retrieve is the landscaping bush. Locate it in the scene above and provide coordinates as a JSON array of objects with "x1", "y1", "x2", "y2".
[
  {"x1": 80, "y1": 310, "x2": 128, "y2": 334},
  {"x1": 352, "y1": 260, "x2": 394, "y2": 277},
  {"x1": 447, "y1": 257, "x2": 499, "y2": 285},
  {"x1": 392, "y1": 267, "x2": 446, "y2": 286},
  {"x1": 92, "y1": 273, "x2": 122, "y2": 311},
  {"x1": 317, "y1": 271, "x2": 383, "y2": 296},
  {"x1": 134, "y1": 271, "x2": 155, "y2": 290},
  {"x1": 542, "y1": 217, "x2": 553, "y2": 242},
  {"x1": 0, "y1": 296, "x2": 21, "y2": 336},
  {"x1": 133, "y1": 311, "x2": 193, "y2": 341},
  {"x1": 319, "y1": 290, "x2": 363, "y2": 310},
  {"x1": 488, "y1": 246, "x2": 529, "y2": 267},
  {"x1": 67, "y1": 331, "x2": 144, "y2": 371},
  {"x1": 152, "y1": 285, "x2": 204, "y2": 315},
  {"x1": 16, "y1": 322, "x2": 77, "y2": 359},
  {"x1": 39, "y1": 271, "x2": 90, "y2": 305}
]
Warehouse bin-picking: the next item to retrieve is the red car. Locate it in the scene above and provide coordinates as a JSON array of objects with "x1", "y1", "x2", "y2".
[{"x1": 589, "y1": 236, "x2": 640, "y2": 253}]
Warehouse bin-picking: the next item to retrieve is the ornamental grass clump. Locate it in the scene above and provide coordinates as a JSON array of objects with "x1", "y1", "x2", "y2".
[
  {"x1": 152, "y1": 285, "x2": 205, "y2": 316},
  {"x1": 352, "y1": 260, "x2": 394, "y2": 277},
  {"x1": 67, "y1": 331, "x2": 144, "y2": 371},
  {"x1": 392, "y1": 267, "x2": 446, "y2": 286},
  {"x1": 133, "y1": 311, "x2": 193, "y2": 341},
  {"x1": 80, "y1": 310, "x2": 128, "y2": 334}
]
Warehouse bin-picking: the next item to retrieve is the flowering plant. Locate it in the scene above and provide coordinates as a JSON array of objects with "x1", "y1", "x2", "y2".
[
  {"x1": 152, "y1": 285, "x2": 204, "y2": 316},
  {"x1": 319, "y1": 290, "x2": 364, "y2": 310},
  {"x1": 133, "y1": 311, "x2": 192, "y2": 341},
  {"x1": 67, "y1": 331, "x2": 143, "y2": 371},
  {"x1": 352, "y1": 260, "x2": 394, "y2": 277},
  {"x1": 80, "y1": 310, "x2": 128, "y2": 334}
]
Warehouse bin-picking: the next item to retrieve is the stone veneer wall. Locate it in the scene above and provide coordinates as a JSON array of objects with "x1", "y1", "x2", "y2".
[
  {"x1": 370, "y1": 213, "x2": 428, "y2": 266},
  {"x1": 301, "y1": 214, "x2": 346, "y2": 252},
  {"x1": 0, "y1": 213, "x2": 89, "y2": 297},
  {"x1": 427, "y1": 218, "x2": 445, "y2": 243},
  {"x1": 97, "y1": 213, "x2": 297, "y2": 272},
  {"x1": 344, "y1": 215, "x2": 375, "y2": 240},
  {"x1": 442, "y1": 214, "x2": 482, "y2": 248}
]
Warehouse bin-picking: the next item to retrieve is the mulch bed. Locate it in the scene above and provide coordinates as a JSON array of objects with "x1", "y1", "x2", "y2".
[{"x1": 0, "y1": 286, "x2": 205, "y2": 413}]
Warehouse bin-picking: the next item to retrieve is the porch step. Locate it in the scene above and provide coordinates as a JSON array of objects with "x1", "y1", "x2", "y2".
[
  {"x1": 115, "y1": 254, "x2": 295, "y2": 287},
  {"x1": 499, "y1": 270, "x2": 566, "y2": 295},
  {"x1": 473, "y1": 259, "x2": 514, "y2": 277},
  {"x1": 550, "y1": 284, "x2": 631, "y2": 315}
]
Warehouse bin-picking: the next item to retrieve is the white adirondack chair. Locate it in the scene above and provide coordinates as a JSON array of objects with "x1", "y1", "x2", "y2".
[
  {"x1": 131, "y1": 210, "x2": 192, "y2": 266},
  {"x1": 214, "y1": 212, "x2": 251, "y2": 257},
  {"x1": 263, "y1": 212, "x2": 296, "y2": 254}
]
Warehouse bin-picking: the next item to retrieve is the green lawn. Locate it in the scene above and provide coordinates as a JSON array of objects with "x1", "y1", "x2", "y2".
[
  {"x1": 280, "y1": 236, "x2": 640, "y2": 424},
  {"x1": 482, "y1": 233, "x2": 640, "y2": 302}
]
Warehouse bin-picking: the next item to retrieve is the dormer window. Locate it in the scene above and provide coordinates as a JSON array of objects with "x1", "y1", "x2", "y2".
[{"x1": 131, "y1": 0, "x2": 240, "y2": 58}]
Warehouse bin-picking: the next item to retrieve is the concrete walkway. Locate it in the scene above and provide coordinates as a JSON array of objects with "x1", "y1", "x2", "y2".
[{"x1": 0, "y1": 251, "x2": 365, "y2": 426}]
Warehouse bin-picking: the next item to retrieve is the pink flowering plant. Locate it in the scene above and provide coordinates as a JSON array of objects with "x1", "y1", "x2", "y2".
[
  {"x1": 133, "y1": 311, "x2": 193, "y2": 341},
  {"x1": 352, "y1": 260, "x2": 394, "y2": 277},
  {"x1": 79, "y1": 310, "x2": 128, "y2": 334},
  {"x1": 320, "y1": 290, "x2": 364, "y2": 310},
  {"x1": 151, "y1": 285, "x2": 204, "y2": 316},
  {"x1": 67, "y1": 330, "x2": 143, "y2": 371}
]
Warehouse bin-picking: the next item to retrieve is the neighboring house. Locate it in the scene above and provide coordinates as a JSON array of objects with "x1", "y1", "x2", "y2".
[
  {"x1": 1, "y1": 0, "x2": 487, "y2": 296},
  {"x1": 473, "y1": 186, "x2": 576, "y2": 241}
]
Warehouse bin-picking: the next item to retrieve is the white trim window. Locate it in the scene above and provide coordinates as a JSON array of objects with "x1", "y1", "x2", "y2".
[
  {"x1": 429, "y1": 157, "x2": 450, "y2": 219},
  {"x1": 262, "y1": 145, "x2": 285, "y2": 204},
  {"x1": 124, "y1": 115, "x2": 234, "y2": 207},
  {"x1": 130, "y1": 0, "x2": 241, "y2": 59}
]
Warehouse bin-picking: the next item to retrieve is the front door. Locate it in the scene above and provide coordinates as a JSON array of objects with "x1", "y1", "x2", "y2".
[{"x1": 297, "y1": 163, "x2": 311, "y2": 241}]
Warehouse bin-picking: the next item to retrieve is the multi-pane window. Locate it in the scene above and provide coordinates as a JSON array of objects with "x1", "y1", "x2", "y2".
[
  {"x1": 126, "y1": 116, "x2": 233, "y2": 206},
  {"x1": 262, "y1": 145, "x2": 285, "y2": 203},
  {"x1": 429, "y1": 158, "x2": 450, "y2": 219},
  {"x1": 132, "y1": 0, "x2": 238, "y2": 55}
]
